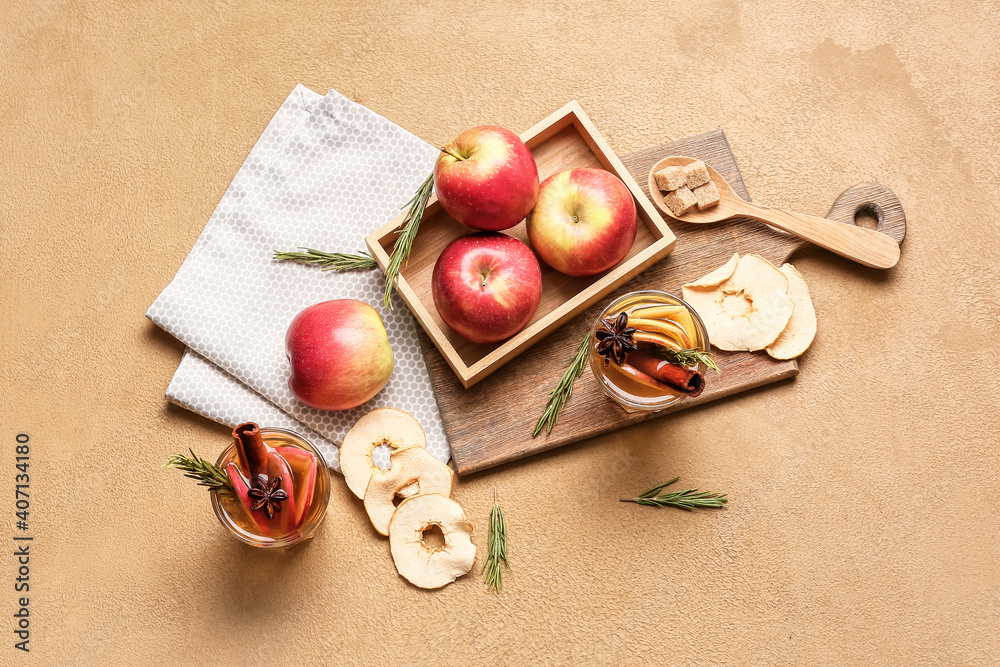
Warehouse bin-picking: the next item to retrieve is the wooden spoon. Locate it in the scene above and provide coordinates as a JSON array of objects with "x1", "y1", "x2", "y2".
[{"x1": 647, "y1": 156, "x2": 901, "y2": 269}]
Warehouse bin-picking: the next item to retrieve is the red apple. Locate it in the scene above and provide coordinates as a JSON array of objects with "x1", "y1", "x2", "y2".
[
  {"x1": 285, "y1": 300, "x2": 394, "y2": 411},
  {"x1": 526, "y1": 168, "x2": 638, "y2": 277},
  {"x1": 434, "y1": 126, "x2": 539, "y2": 231},
  {"x1": 432, "y1": 232, "x2": 542, "y2": 344}
]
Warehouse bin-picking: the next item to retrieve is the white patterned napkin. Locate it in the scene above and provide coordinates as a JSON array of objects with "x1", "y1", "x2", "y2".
[{"x1": 147, "y1": 85, "x2": 450, "y2": 472}]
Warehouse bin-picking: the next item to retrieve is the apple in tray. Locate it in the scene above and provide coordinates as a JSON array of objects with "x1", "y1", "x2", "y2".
[
  {"x1": 527, "y1": 168, "x2": 638, "y2": 277},
  {"x1": 431, "y1": 232, "x2": 542, "y2": 344},
  {"x1": 434, "y1": 126, "x2": 539, "y2": 232},
  {"x1": 285, "y1": 300, "x2": 394, "y2": 411}
]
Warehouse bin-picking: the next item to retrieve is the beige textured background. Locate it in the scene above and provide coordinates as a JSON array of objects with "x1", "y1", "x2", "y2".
[{"x1": 2, "y1": 1, "x2": 999, "y2": 664}]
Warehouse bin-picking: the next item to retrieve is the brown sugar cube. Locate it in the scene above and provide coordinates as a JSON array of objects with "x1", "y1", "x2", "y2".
[
  {"x1": 693, "y1": 181, "x2": 721, "y2": 210},
  {"x1": 663, "y1": 186, "x2": 698, "y2": 216},
  {"x1": 654, "y1": 166, "x2": 687, "y2": 192},
  {"x1": 683, "y1": 160, "x2": 711, "y2": 188}
]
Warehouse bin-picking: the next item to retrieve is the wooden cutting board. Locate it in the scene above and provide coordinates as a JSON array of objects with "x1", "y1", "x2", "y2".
[{"x1": 419, "y1": 130, "x2": 906, "y2": 475}]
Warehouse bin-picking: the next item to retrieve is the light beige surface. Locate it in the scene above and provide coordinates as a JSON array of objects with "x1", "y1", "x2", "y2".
[{"x1": 2, "y1": 1, "x2": 999, "y2": 664}]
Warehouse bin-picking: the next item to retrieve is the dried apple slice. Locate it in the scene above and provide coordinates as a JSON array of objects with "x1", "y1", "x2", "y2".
[
  {"x1": 766, "y1": 264, "x2": 817, "y2": 359},
  {"x1": 682, "y1": 254, "x2": 794, "y2": 351},
  {"x1": 685, "y1": 253, "x2": 739, "y2": 288},
  {"x1": 388, "y1": 494, "x2": 476, "y2": 589},
  {"x1": 364, "y1": 448, "x2": 454, "y2": 536},
  {"x1": 340, "y1": 408, "x2": 426, "y2": 499}
]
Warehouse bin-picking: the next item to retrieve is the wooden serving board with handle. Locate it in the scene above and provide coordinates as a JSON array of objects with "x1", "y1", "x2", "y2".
[{"x1": 420, "y1": 130, "x2": 906, "y2": 475}]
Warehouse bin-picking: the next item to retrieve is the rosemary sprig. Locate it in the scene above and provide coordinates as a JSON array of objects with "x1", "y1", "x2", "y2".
[
  {"x1": 383, "y1": 172, "x2": 434, "y2": 308},
  {"x1": 164, "y1": 449, "x2": 236, "y2": 499},
  {"x1": 659, "y1": 347, "x2": 720, "y2": 373},
  {"x1": 620, "y1": 477, "x2": 728, "y2": 510},
  {"x1": 483, "y1": 488, "x2": 511, "y2": 593},
  {"x1": 273, "y1": 248, "x2": 377, "y2": 271},
  {"x1": 532, "y1": 332, "x2": 591, "y2": 437}
]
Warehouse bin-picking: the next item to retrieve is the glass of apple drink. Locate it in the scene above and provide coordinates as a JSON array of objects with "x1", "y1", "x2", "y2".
[
  {"x1": 212, "y1": 424, "x2": 331, "y2": 548},
  {"x1": 589, "y1": 290, "x2": 713, "y2": 413}
]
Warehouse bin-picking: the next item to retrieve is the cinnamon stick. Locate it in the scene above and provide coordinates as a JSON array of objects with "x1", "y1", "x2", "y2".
[
  {"x1": 621, "y1": 352, "x2": 705, "y2": 398},
  {"x1": 233, "y1": 422, "x2": 269, "y2": 480}
]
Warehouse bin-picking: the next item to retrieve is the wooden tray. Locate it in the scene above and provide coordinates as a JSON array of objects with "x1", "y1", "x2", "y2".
[
  {"x1": 366, "y1": 101, "x2": 675, "y2": 388},
  {"x1": 422, "y1": 130, "x2": 906, "y2": 475}
]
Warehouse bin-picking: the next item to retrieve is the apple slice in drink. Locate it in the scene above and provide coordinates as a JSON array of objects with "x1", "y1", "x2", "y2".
[
  {"x1": 225, "y1": 462, "x2": 269, "y2": 536},
  {"x1": 263, "y1": 453, "x2": 298, "y2": 536},
  {"x1": 225, "y1": 457, "x2": 299, "y2": 536},
  {"x1": 275, "y1": 446, "x2": 317, "y2": 528},
  {"x1": 626, "y1": 316, "x2": 692, "y2": 349},
  {"x1": 630, "y1": 304, "x2": 698, "y2": 337},
  {"x1": 632, "y1": 330, "x2": 682, "y2": 352}
]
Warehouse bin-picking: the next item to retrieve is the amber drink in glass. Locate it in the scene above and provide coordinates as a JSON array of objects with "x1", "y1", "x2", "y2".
[
  {"x1": 212, "y1": 427, "x2": 331, "y2": 548},
  {"x1": 589, "y1": 290, "x2": 710, "y2": 413}
]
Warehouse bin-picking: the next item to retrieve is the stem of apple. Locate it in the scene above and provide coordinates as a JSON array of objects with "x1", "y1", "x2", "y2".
[{"x1": 440, "y1": 147, "x2": 466, "y2": 161}]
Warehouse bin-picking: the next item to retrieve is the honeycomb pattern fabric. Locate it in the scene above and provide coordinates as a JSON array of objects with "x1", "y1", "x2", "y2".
[
  {"x1": 167, "y1": 350, "x2": 344, "y2": 470},
  {"x1": 147, "y1": 85, "x2": 449, "y2": 471}
]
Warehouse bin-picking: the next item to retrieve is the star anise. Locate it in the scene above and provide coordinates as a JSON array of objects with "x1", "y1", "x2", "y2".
[
  {"x1": 247, "y1": 475, "x2": 288, "y2": 520},
  {"x1": 595, "y1": 312, "x2": 637, "y2": 365}
]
